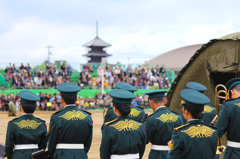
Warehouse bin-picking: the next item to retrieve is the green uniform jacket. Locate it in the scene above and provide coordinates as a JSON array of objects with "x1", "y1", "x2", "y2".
[
  {"x1": 145, "y1": 106, "x2": 183, "y2": 159},
  {"x1": 48, "y1": 105, "x2": 93, "y2": 159},
  {"x1": 215, "y1": 97, "x2": 240, "y2": 159},
  {"x1": 168, "y1": 120, "x2": 218, "y2": 159},
  {"x1": 181, "y1": 104, "x2": 216, "y2": 124},
  {"x1": 100, "y1": 116, "x2": 147, "y2": 159},
  {"x1": 104, "y1": 105, "x2": 145, "y2": 123},
  {"x1": 5, "y1": 114, "x2": 47, "y2": 159}
]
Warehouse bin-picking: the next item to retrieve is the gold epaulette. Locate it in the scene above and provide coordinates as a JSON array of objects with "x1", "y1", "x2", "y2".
[
  {"x1": 103, "y1": 107, "x2": 111, "y2": 118},
  {"x1": 203, "y1": 123, "x2": 218, "y2": 129},
  {"x1": 174, "y1": 123, "x2": 190, "y2": 131},
  {"x1": 51, "y1": 110, "x2": 63, "y2": 117},
  {"x1": 81, "y1": 109, "x2": 91, "y2": 115},
  {"x1": 104, "y1": 118, "x2": 119, "y2": 126}
]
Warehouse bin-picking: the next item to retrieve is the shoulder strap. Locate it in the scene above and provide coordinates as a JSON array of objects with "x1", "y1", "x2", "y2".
[
  {"x1": 34, "y1": 117, "x2": 46, "y2": 122},
  {"x1": 174, "y1": 123, "x2": 190, "y2": 131},
  {"x1": 203, "y1": 123, "x2": 218, "y2": 129},
  {"x1": 81, "y1": 109, "x2": 91, "y2": 115},
  {"x1": 169, "y1": 110, "x2": 180, "y2": 115},
  {"x1": 104, "y1": 118, "x2": 119, "y2": 126},
  {"x1": 9, "y1": 117, "x2": 20, "y2": 122},
  {"x1": 51, "y1": 109, "x2": 63, "y2": 117},
  {"x1": 136, "y1": 106, "x2": 144, "y2": 110}
]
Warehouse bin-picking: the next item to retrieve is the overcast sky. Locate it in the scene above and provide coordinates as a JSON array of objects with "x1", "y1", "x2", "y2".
[{"x1": 0, "y1": 0, "x2": 240, "y2": 67}]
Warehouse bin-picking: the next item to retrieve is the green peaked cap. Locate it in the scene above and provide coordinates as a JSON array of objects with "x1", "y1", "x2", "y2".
[
  {"x1": 109, "y1": 89, "x2": 136, "y2": 103},
  {"x1": 180, "y1": 89, "x2": 210, "y2": 107},
  {"x1": 186, "y1": 82, "x2": 207, "y2": 93},
  {"x1": 145, "y1": 90, "x2": 167, "y2": 99},
  {"x1": 57, "y1": 83, "x2": 81, "y2": 96},
  {"x1": 116, "y1": 82, "x2": 137, "y2": 92},
  {"x1": 225, "y1": 78, "x2": 240, "y2": 90},
  {"x1": 19, "y1": 90, "x2": 40, "y2": 104}
]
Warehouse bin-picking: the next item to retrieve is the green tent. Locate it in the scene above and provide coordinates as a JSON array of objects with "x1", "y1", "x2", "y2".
[{"x1": 167, "y1": 38, "x2": 240, "y2": 113}]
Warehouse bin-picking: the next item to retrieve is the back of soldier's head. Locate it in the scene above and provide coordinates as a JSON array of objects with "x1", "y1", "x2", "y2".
[
  {"x1": 18, "y1": 90, "x2": 40, "y2": 114},
  {"x1": 61, "y1": 95, "x2": 77, "y2": 105},
  {"x1": 21, "y1": 101, "x2": 36, "y2": 113}
]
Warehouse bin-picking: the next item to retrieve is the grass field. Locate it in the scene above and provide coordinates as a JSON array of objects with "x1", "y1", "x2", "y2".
[{"x1": 0, "y1": 110, "x2": 153, "y2": 159}]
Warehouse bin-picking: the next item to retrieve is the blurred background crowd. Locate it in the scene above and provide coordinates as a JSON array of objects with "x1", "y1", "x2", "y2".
[
  {"x1": 0, "y1": 92, "x2": 150, "y2": 112},
  {"x1": 2, "y1": 63, "x2": 171, "y2": 89}
]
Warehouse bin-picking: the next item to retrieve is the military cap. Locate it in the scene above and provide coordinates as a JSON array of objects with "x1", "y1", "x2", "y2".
[
  {"x1": 186, "y1": 82, "x2": 207, "y2": 93},
  {"x1": 180, "y1": 89, "x2": 210, "y2": 107},
  {"x1": 57, "y1": 83, "x2": 81, "y2": 96},
  {"x1": 145, "y1": 90, "x2": 167, "y2": 99},
  {"x1": 225, "y1": 78, "x2": 240, "y2": 90},
  {"x1": 19, "y1": 90, "x2": 40, "y2": 104},
  {"x1": 109, "y1": 89, "x2": 136, "y2": 103},
  {"x1": 116, "y1": 82, "x2": 137, "y2": 92}
]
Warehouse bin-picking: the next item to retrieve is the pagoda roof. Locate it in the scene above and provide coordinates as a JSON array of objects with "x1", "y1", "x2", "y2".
[
  {"x1": 82, "y1": 52, "x2": 112, "y2": 57},
  {"x1": 83, "y1": 36, "x2": 111, "y2": 48}
]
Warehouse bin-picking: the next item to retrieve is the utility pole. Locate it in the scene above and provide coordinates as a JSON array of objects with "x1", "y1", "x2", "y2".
[{"x1": 46, "y1": 46, "x2": 53, "y2": 63}]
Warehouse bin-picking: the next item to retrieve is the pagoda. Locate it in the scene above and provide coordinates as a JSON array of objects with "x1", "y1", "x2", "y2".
[{"x1": 82, "y1": 22, "x2": 112, "y2": 63}]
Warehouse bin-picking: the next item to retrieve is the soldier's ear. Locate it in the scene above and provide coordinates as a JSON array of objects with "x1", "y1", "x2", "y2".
[{"x1": 164, "y1": 97, "x2": 167, "y2": 105}]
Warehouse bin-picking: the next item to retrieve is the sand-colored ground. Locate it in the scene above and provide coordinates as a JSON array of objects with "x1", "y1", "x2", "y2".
[{"x1": 0, "y1": 110, "x2": 153, "y2": 159}]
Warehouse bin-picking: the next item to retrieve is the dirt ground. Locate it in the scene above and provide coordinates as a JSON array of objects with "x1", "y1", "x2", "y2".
[{"x1": 0, "y1": 110, "x2": 153, "y2": 159}]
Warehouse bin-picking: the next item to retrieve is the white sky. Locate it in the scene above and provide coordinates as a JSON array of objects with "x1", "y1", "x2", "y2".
[{"x1": 0, "y1": 0, "x2": 240, "y2": 67}]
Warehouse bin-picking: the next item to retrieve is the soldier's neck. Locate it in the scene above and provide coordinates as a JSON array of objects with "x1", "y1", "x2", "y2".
[
  {"x1": 155, "y1": 106, "x2": 165, "y2": 111},
  {"x1": 152, "y1": 103, "x2": 165, "y2": 111}
]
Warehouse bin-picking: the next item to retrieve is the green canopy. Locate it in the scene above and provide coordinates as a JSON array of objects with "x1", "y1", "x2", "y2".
[{"x1": 167, "y1": 38, "x2": 240, "y2": 113}]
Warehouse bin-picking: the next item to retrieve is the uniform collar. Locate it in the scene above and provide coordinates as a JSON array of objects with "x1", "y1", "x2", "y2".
[
  {"x1": 22, "y1": 113, "x2": 33, "y2": 115},
  {"x1": 155, "y1": 106, "x2": 168, "y2": 112},
  {"x1": 117, "y1": 115, "x2": 130, "y2": 119},
  {"x1": 187, "y1": 119, "x2": 204, "y2": 124},
  {"x1": 64, "y1": 104, "x2": 77, "y2": 109},
  {"x1": 155, "y1": 106, "x2": 166, "y2": 111}
]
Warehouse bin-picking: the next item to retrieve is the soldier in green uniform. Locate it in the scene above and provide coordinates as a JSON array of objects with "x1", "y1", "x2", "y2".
[
  {"x1": 8, "y1": 97, "x2": 16, "y2": 117},
  {"x1": 100, "y1": 89, "x2": 146, "y2": 159},
  {"x1": 215, "y1": 78, "x2": 240, "y2": 159},
  {"x1": 144, "y1": 90, "x2": 182, "y2": 159},
  {"x1": 168, "y1": 89, "x2": 218, "y2": 159},
  {"x1": 5, "y1": 90, "x2": 47, "y2": 159},
  {"x1": 181, "y1": 82, "x2": 216, "y2": 124},
  {"x1": 48, "y1": 83, "x2": 93, "y2": 159},
  {"x1": 104, "y1": 82, "x2": 145, "y2": 123}
]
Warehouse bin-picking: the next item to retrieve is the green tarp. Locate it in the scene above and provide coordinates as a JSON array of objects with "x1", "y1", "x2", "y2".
[{"x1": 167, "y1": 39, "x2": 240, "y2": 114}]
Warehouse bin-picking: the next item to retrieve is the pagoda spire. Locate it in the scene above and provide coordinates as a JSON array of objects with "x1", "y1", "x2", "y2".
[
  {"x1": 82, "y1": 21, "x2": 112, "y2": 63},
  {"x1": 96, "y1": 20, "x2": 98, "y2": 37}
]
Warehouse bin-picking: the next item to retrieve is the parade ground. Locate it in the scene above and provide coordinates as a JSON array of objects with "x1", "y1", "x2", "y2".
[{"x1": 0, "y1": 110, "x2": 153, "y2": 159}]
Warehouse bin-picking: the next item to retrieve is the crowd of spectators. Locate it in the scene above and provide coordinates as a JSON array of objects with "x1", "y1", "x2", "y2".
[
  {"x1": 0, "y1": 92, "x2": 150, "y2": 111},
  {"x1": 79, "y1": 64, "x2": 171, "y2": 89},
  {"x1": 2, "y1": 63, "x2": 171, "y2": 90},
  {"x1": 4, "y1": 63, "x2": 73, "y2": 89}
]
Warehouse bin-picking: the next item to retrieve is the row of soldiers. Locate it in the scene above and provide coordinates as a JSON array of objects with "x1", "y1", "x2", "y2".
[{"x1": 4, "y1": 79, "x2": 240, "y2": 159}]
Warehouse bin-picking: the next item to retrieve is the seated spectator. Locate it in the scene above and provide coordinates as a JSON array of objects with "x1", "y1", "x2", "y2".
[
  {"x1": 105, "y1": 69, "x2": 112, "y2": 78},
  {"x1": 19, "y1": 63, "x2": 24, "y2": 71},
  {"x1": 61, "y1": 63, "x2": 66, "y2": 72},
  {"x1": 5, "y1": 66, "x2": 9, "y2": 74},
  {"x1": 67, "y1": 64, "x2": 72, "y2": 76}
]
